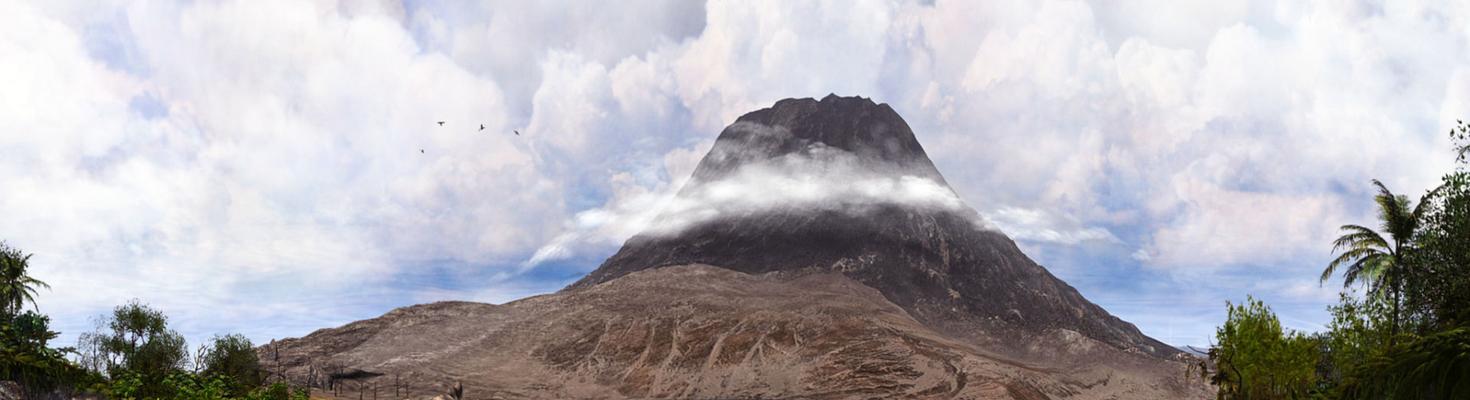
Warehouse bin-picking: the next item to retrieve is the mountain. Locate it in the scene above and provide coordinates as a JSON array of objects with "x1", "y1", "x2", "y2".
[
  {"x1": 1177, "y1": 345, "x2": 1210, "y2": 358},
  {"x1": 571, "y1": 95, "x2": 1176, "y2": 361},
  {"x1": 262, "y1": 95, "x2": 1210, "y2": 399}
]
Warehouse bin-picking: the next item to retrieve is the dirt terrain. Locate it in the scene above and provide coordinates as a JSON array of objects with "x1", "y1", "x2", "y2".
[{"x1": 266, "y1": 265, "x2": 1210, "y2": 399}]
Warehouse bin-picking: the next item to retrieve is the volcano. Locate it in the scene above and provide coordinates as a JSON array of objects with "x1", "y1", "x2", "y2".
[
  {"x1": 571, "y1": 95, "x2": 1176, "y2": 360},
  {"x1": 263, "y1": 95, "x2": 1210, "y2": 399}
]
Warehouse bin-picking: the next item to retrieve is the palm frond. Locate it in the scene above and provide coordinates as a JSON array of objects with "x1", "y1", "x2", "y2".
[
  {"x1": 1341, "y1": 258, "x2": 1366, "y2": 289},
  {"x1": 20, "y1": 276, "x2": 49, "y2": 290},
  {"x1": 1332, "y1": 225, "x2": 1390, "y2": 252},
  {"x1": 1340, "y1": 254, "x2": 1389, "y2": 289},
  {"x1": 1371, "y1": 179, "x2": 1417, "y2": 243},
  {"x1": 1325, "y1": 221, "x2": 1394, "y2": 286},
  {"x1": 1325, "y1": 248, "x2": 1384, "y2": 282},
  {"x1": 0, "y1": 244, "x2": 46, "y2": 313},
  {"x1": 1341, "y1": 327, "x2": 1470, "y2": 399}
]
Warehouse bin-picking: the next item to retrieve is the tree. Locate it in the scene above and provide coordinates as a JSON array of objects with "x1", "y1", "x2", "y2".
[
  {"x1": 1409, "y1": 170, "x2": 1470, "y2": 328},
  {"x1": 1321, "y1": 292, "x2": 1392, "y2": 387},
  {"x1": 199, "y1": 334, "x2": 265, "y2": 396},
  {"x1": 1406, "y1": 122, "x2": 1470, "y2": 328},
  {"x1": 78, "y1": 300, "x2": 189, "y2": 398},
  {"x1": 1314, "y1": 121, "x2": 1470, "y2": 397},
  {"x1": 0, "y1": 242, "x2": 97, "y2": 396},
  {"x1": 0, "y1": 242, "x2": 49, "y2": 315},
  {"x1": 1321, "y1": 179, "x2": 1441, "y2": 345},
  {"x1": 1211, "y1": 296, "x2": 1320, "y2": 399},
  {"x1": 0, "y1": 310, "x2": 98, "y2": 396}
]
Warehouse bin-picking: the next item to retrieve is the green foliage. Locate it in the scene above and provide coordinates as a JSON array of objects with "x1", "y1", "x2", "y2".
[
  {"x1": 96, "y1": 368, "x2": 314, "y2": 400},
  {"x1": 103, "y1": 373, "x2": 307, "y2": 400},
  {"x1": 1323, "y1": 222, "x2": 1392, "y2": 290},
  {"x1": 199, "y1": 334, "x2": 265, "y2": 396},
  {"x1": 0, "y1": 244, "x2": 304, "y2": 399},
  {"x1": 1321, "y1": 293, "x2": 1392, "y2": 384},
  {"x1": 1211, "y1": 296, "x2": 1321, "y2": 399},
  {"x1": 0, "y1": 242, "x2": 98, "y2": 395},
  {"x1": 244, "y1": 382, "x2": 292, "y2": 400},
  {"x1": 1230, "y1": 123, "x2": 1470, "y2": 398},
  {"x1": 1409, "y1": 170, "x2": 1470, "y2": 328},
  {"x1": 164, "y1": 372, "x2": 234, "y2": 400},
  {"x1": 105, "y1": 371, "x2": 146, "y2": 399},
  {"x1": 78, "y1": 299, "x2": 190, "y2": 398},
  {"x1": 107, "y1": 372, "x2": 296, "y2": 400},
  {"x1": 1323, "y1": 179, "x2": 1443, "y2": 347},
  {"x1": 0, "y1": 241, "x2": 49, "y2": 315},
  {"x1": 0, "y1": 310, "x2": 98, "y2": 394},
  {"x1": 1452, "y1": 119, "x2": 1469, "y2": 165},
  {"x1": 1337, "y1": 327, "x2": 1470, "y2": 399},
  {"x1": 73, "y1": 299, "x2": 308, "y2": 399}
]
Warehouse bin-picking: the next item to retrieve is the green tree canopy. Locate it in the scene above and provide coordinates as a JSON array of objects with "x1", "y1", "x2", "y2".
[
  {"x1": 0, "y1": 241, "x2": 48, "y2": 315},
  {"x1": 1405, "y1": 124, "x2": 1470, "y2": 329},
  {"x1": 79, "y1": 300, "x2": 189, "y2": 398},
  {"x1": 199, "y1": 334, "x2": 264, "y2": 396},
  {"x1": 1211, "y1": 296, "x2": 1320, "y2": 399}
]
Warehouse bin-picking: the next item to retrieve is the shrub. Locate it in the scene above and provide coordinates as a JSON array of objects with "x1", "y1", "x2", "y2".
[
  {"x1": 199, "y1": 334, "x2": 264, "y2": 396},
  {"x1": 1211, "y1": 296, "x2": 1320, "y2": 399}
]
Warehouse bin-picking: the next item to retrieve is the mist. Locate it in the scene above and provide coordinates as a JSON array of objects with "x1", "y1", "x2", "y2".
[{"x1": 522, "y1": 121, "x2": 982, "y2": 268}]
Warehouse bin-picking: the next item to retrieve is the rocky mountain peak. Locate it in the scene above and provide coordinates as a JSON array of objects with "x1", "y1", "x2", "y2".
[
  {"x1": 687, "y1": 94, "x2": 946, "y2": 186},
  {"x1": 570, "y1": 95, "x2": 1179, "y2": 360}
]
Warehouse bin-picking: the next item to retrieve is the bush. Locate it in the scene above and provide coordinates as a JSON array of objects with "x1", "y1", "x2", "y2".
[
  {"x1": 1321, "y1": 293, "x2": 1393, "y2": 384},
  {"x1": 0, "y1": 310, "x2": 98, "y2": 395},
  {"x1": 245, "y1": 382, "x2": 291, "y2": 400},
  {"x1": 1337, "y1": 327, "x2": 1470, "y2": 399},
  {"x1": 199, "y1": 334, "x2": 264, "y2": 396},
  {"x1": 1211, "y1": 296, "x2": 1320, "y2": 399}
]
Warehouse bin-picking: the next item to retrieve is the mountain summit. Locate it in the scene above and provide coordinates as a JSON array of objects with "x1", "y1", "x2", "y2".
[
  {"x1": 571, "y1": 94, "x2": 1176, "y2": 360},
  {"x1": 682, "y1": 95, "x2": 948, "y2": 184},
  {"x1": 262, "y1": 96, "x2": 1208, "y2": 399}
]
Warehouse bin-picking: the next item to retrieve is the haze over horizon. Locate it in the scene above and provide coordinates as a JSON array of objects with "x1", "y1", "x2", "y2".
[{"x1": 4, "y1": 0, "x2": 1467, "y2": 351}]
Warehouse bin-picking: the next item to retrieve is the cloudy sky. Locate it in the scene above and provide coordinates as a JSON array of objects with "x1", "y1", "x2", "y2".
[{"x1": 4, "y1": 0, "x2": 1468, "y2": 349}]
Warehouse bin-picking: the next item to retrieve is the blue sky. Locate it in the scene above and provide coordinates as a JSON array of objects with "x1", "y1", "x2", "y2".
[{"x1": 3, "y1": 0, "x2": 1467, "y2": 350}]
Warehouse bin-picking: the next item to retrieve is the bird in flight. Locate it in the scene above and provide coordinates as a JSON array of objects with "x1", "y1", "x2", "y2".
[
  {"x1": 437, "y1": 121, "x2": 445, "y2": 126},
  {"x1": 420, "y1": 149, "x2": 425, "y2": 154},
  {"x1": 479, "y1": 124, "x2": 485, "y2": 131},
  {"x1": 514, "y1": 130, "x2": 520, "y2": 136}
]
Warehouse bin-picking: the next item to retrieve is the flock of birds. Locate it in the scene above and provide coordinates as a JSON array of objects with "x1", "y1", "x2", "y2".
[{"x1": 425, "y1": 121, "x2": 518, "y2": 153}]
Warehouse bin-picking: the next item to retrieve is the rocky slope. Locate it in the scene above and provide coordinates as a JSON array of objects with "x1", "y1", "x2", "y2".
[
  {"x1": 264, "y1": 95, "x2": 1210, "y2": 399},
  {"x1": 266, "y1": 266, "x2": 1207, "y2": 399}
]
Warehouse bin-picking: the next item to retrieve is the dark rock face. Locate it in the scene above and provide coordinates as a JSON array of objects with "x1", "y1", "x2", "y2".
[
  {"x1": 682, "y1": 95, "x2": 947, "y2": 185},
  {"x1": 568, "y1": 94, "x2": 1177, "y2": 360}
]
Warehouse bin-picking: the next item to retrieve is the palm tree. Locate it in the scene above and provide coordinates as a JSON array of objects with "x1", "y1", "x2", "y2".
[
  {"x1": 1322, "y1": 180, "x2": 1441, "y2": 345},
  {"x1": 0, "y1": 241, "x2": 49, "y2": 314}
]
